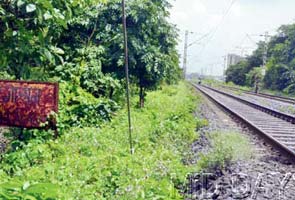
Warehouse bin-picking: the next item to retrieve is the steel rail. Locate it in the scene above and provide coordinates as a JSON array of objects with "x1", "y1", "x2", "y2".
[
  {"x1": 221, "y1": 85, "x2": 295, "y2": 104},
  {"x1": 203, "y1": 85, "x2": 295, "y2": 124},
  {"x1": 192, "y1": 84, "x2": 295, "y2": 159}
]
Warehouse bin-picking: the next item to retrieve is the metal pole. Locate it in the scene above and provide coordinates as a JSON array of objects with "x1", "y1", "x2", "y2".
[
  {"x1": 183, "y1": 30, "x2": 189, "y2": 79},
  {"x1": 223, "y1": 56, "x2": 227, "y2": 77},
  {"x1": 121, "y1": 0, "x2": 133, "y2": 154}
]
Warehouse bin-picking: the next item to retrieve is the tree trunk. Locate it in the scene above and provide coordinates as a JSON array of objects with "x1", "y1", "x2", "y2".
[
  {"x1": 109, "y1": 87, "x2": 114, "y2": 99},
  {"x1": 139, "y1": 86, "x2": 145, "y2": 108}
]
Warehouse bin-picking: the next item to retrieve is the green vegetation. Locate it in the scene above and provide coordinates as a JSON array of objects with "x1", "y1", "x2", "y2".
[
  {"x1": 0, "y1": 0, "x2": 181, "y2": 108},
  {"x1": 197, "y1": 131, "x2": 253, "y2": 171},
  {"x1": 0, "y1": 0, "x2": 256, "y2": 198},
  {"x1": 225, "y1": 23, "x2": 295, "y2": 95},
  {"x1": 225, "y1": 42, "x2": 264, "y2": 86},
  {"x1": 0, "y1": 0, "x2": 193, "y2": 198},
  {"x1": 0, "y1": 83, "x2": 205, "y2": 199}
]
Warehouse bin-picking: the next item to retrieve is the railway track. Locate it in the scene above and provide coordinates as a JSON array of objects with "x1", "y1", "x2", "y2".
[
  {"x1": 221, "y1": 85, "x2": 295, "y2": 104},
  {"x1": 193, "y1": 84, "x2": 295, "y2": 158}
]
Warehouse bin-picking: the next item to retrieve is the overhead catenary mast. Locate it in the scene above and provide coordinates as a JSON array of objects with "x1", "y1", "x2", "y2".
[
  {"x1": 223, "y1": 55, "x2": 227, "y2": 78},
  {"x1": 182, "y1": 30, "x2": 189, "y2": 79}
]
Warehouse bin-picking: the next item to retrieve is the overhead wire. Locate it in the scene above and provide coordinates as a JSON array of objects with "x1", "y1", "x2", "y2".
[
  {"x1": 188, "y1": 32, "x2": 211, "y2": 47},
  {"x1": 184, "y1": 0, "x2": 238, "y2": 75},
  {"x1": 194, "y1": 0, "x2": 239, "y2": 59}
]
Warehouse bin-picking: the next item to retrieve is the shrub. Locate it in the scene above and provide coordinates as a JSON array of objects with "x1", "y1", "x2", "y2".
[
  {"x1": 0, "y1": 82, "x2": 201, "y2": 199},
  {"x1": 197, "y1": 132, "x2": 252, "y2": 171}
]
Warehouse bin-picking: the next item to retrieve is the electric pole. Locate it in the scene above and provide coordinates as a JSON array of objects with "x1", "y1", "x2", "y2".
[
  {"x1": 253, "y1": 31, "x2": 271, "y2": 93},
  {"x1": 183, "y1": 30, "x2": 189, "y2": 79},
  {"x1": 182, "y1": 31, "x2": 206, "y2": 79},
  {"x1": 223, "y1": 55, "x2": 227, "y2": 77}
]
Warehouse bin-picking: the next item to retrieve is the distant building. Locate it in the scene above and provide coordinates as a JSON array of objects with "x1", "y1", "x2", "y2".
[{"x1": 226, "y1": 54, "x2": 245, "y2": 69}]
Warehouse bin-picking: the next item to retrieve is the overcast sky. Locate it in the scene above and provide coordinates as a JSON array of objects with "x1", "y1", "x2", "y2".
[{"x1": 169, "y1": 0, "x2": 295, "y2": 76}]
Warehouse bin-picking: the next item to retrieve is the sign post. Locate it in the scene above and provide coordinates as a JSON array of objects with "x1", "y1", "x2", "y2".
[{"x1": 0, "y1": 80, "x2": 58, "y2": 133}]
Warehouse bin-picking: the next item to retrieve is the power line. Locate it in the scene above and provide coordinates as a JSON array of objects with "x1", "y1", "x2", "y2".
[
  {"x1": 194, "y1": 0, "x2": 239, "y2": 59},
  {"x1": 182, "y1": 30, "x2": 209, "y2": 77},
  {"x1": 210, "y1": 0, "x2": 238, "y2": 37},
  {"x1": 246, "y1": 34, "x2": 258, "y2": 45},
  {"x1": 188, "y1": 32, "x2": 211, "y2": 47},
  {"x1": 184, "y1": 0, "x2": 238, "y2": 75}
]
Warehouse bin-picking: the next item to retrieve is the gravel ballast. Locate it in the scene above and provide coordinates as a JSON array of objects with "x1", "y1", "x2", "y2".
[{"x1": 188, "y1": 89, "x2": 295, "y2": 200}]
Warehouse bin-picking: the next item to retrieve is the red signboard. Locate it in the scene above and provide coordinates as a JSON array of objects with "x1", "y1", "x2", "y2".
[{"x1": 0, "y1": 80, "x2": 58, "y2": 128}]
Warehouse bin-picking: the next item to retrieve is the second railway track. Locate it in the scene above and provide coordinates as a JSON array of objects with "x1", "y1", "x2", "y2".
[
  {"x1": 221, "y1": 85, "x2": 295, "y2": 104},
  {"x1": 194, "y1": 84, "x2": 295, "y2": 159}
]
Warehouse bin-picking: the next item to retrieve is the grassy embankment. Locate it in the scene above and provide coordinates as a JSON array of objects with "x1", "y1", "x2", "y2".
[
  {"x1": 0, "y1": 82, "x2": 253, "y2": 199},
  {"x1": 0, "y1": 82, "x2": 204, "y2": 199}
]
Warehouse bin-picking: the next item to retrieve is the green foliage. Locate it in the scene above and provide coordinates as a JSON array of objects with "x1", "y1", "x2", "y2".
[
  {"x1": 225, "y1": 61, "x2": 248, "y2": 85},
  {"x1": 195, "y1": 119, "x2": 209, "y2": 131},
  {"x1": 0, "y1": 0, "x2": 106, "y2": 79},
  {"x1": 197, "y1": 132, "x2": 252, "y2": 171},
  {"x1": 58, "y1": 82, "x2": 120, "y2": 129},
  {"x1": 226, "y1": 23, "x2": 295, "y2": 94},
  {"x1": 0, "y1": 0, "x2": 184, "y2": 198},
  {"x1": 225, "y1": 42, "x2": 264, "y2": 86},
  {"x1": 283, "y1": 83, "x2": 295, "y2": 94},
  {"x1": 0, "y1": 181, "x2": 60, "y2": 199},
  {"x1": 96, "y1": 0, "x2": 181, "y2": 107},
  {"x1": 0, "y1": 0, "x2": 181, "y2": 106},
  {"x1": 263, "y1": 26, "x2": 295, "y2": 91},
  {"x1": 246, "y1": 67, "x2": 263, "y2": 87},
  {"x1": 0, "y1": 83, "x2": 200, "y2": 199}
]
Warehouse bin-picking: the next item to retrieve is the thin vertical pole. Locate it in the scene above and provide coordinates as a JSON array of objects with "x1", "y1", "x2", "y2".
[
  {"x1": 183, "y1": 30, "x2": 189, "y2": 79},
  {"x1": 223, "y1": 56, "x2": 227, "y2": 77},
  {"x1": 121, "y1": 0, "x2": 133, "y2": 154}
]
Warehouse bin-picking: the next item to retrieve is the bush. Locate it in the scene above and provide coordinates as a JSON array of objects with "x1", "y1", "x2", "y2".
[
  {"x1": 0, "y1": 82, "x2": 202, "y2": 199},
  {"x1": 58, "y1": 82, "x2": 120, "y2": 129},
  {"x1": 197, "y1": 132, "x2": 252, "y2": 171}
]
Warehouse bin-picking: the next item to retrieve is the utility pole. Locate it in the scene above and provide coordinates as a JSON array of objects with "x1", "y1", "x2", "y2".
[
  {"x1": 253, "y1": 31, "x2": 271, "y2": 93},
  {"x1": 182, "y1": 31, "x2": 205, "y2": 79},
  {"x1": 183, "y1": 30, "x2": 189, "y2": 79},
  {"x1": 223, "y1": 55, "x2": 227, "y2": 77}
]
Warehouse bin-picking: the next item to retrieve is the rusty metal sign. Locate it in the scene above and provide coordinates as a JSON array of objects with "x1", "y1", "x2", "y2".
[{"x1": 0, "y1": 80, "x2": 58, "y2": 128}]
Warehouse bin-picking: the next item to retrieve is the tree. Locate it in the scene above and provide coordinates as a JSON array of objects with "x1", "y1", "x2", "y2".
[
  {"x1": 225, "y1": 61, "x2": 248, "y2": 85},
  {"x1": 264, "y1": 23, "x2": 295, "y2": 92},
  {"x1": 225, "y1": 42, "x2": 264, "y2": 86},
  {"x1": 0, "y1": 0, "x2": 106, "y2": 80},
  {"x1": 0, "y1": 0, "x2": 181, "y2": 107},
  {"x1": 226, "y1": 22, "x2": 295, "y2": 94},
  {"x1": 96, "y1": 0, "x2": 181, "y2": 107},
  {"x1": 246, "y1": 67, "x2": 263, "y2": 93}
]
